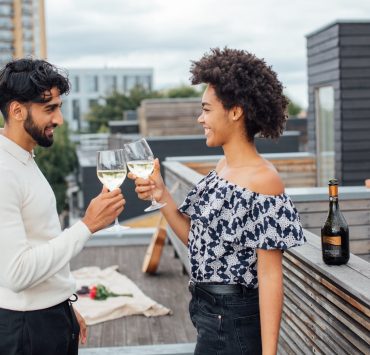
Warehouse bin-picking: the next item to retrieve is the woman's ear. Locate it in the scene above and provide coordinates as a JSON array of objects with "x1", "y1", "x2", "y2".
[{"x1": 232, "y1": 106, "x2": 243, "y2": 121}]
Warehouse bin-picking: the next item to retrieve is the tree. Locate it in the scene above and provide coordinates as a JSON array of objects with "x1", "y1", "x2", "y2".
[
  {"x1": 287, "y1": 96, "x2": 303, "y2": 117},
  {"x1": 166, "y1": 85, "x2": 202, "y2": 98},
  {"x1": 85, "y1": 84, "x2": 203, "y2": 133},
  {"x1": 35, "y1": 123, "x2": 77, "y2": 214},
  {"x1": 86, "y1": 86, "x2": 163, "y2": 132}
]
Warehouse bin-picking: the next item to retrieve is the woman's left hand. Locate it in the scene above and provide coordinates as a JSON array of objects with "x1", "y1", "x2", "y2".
[{"x1": 73, "y1": 306, "x2": 88, "y2": 344}]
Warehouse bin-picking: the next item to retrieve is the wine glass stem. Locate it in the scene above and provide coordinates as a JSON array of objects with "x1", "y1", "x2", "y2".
[
  {"x1": 114, "y1": 217, "x2": 120, "y2": 227},
  {"x1": 150, "y1": 193, "x2": 156, "y2": 206}
]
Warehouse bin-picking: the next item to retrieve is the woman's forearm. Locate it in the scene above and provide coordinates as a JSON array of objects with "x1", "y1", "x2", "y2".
[{"x1": 257, "y1": 250, "x2": 284, "y2": 355}]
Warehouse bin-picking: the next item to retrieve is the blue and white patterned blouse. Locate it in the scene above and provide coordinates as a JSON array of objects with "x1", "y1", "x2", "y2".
[{"x1": 179, "y1": 170, "x2": 306, "y2": 289}]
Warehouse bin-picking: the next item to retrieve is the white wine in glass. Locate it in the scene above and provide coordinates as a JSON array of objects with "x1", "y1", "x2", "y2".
[
  {"x1": 124, "y1": 138, "x2": 166, "y2": 212},
  {"x1": 97, "y1": 149, "x2": 129, "y2": 232}
]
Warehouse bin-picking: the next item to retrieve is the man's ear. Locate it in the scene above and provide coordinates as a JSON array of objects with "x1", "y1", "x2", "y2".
[{"x1": 8, "y1": 101, "x2": 25, "y2": 122}]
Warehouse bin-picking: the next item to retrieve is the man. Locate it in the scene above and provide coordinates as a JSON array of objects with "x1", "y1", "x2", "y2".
[{"x1": 0, "y1": 58, "x2": 125, "y2": 355}]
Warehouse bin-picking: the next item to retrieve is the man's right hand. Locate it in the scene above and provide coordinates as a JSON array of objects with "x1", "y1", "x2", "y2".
[{"x1": 82, "y1": 187, "x2": 125, "y2": 233}]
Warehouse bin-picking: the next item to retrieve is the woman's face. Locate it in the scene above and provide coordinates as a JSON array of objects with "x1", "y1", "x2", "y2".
[{"x1": 197, "y1": 85, "x2": 235, "y2": 147}]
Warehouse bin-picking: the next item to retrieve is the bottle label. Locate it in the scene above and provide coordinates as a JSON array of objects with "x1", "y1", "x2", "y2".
[
  {"x1": 323, "y1": 236, "x2": 341, "y2": 246},
  {"x1": 323, "y1": 235, "x2": 342, "y2": 258},
  {"x1": 323, "y1": 245, "x2": 342, "y2": 257}
]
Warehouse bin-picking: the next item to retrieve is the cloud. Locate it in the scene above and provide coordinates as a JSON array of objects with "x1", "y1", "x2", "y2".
[{"x1": 45, "y1": 0, "x2": 370, "y2": 107}]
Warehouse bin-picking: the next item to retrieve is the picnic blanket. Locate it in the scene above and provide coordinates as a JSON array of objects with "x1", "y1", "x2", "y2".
[{"x1": 72, "y1": 265, "x2": 171, "y2": 325}]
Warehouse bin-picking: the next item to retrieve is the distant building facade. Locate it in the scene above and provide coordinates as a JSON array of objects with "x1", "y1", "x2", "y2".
[
  {"x1": 138, "y1": 98, "x2": 203, "y2": 137},
  {"x1": 306, "y1": 21, "x2": 370, "y2": 186},
  {"x1": 0, "y1": 0, "x2": 46, "y2": 67},
  {"x1": 62, "y1": 68, "x2": 153, "y2": 131}
]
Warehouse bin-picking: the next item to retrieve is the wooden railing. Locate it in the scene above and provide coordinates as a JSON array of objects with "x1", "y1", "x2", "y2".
[
  {"x1": 287, "y1": 186, "x2": 370, "y2": 261},
  {"x1": 163, "y1": 159, "x2": 370, "y2": 355},
  {"x1": 171, "y1": 152, "x2": 317, "y2": 188}
]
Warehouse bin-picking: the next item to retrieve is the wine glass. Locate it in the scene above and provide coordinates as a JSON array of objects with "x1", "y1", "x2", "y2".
[
  {"x1": 124, "y1": 138, "x2": 166, "y2": 212},
  {"x1": 96, "y1": 149, "x2": 129, "y2": 232}
]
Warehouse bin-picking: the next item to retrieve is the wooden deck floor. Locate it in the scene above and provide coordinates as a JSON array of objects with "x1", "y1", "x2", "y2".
[{"x1": 70, "y1": 243, "x2": 196, "y2": 348}]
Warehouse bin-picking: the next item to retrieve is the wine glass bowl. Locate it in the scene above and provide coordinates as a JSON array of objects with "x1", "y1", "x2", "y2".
[
  {"x1": 124, "y1": 138, "x2": 166, "y2": 212},
  {"x1": 96, "y1": 149, "x2": 129, "y2": 231}
]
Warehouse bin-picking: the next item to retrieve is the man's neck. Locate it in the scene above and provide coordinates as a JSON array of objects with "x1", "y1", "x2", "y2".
[{"x1": 2, "y1": 125, "x2": 35, "y2": 152}]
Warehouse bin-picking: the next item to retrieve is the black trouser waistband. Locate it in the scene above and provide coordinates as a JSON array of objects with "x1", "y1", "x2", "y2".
[
  {"x1": 189, "y1": 280, "x2": 255, "y2": 294},
  {"x1": 188, "y1": 280, "x2": 257, "y2": 305}
]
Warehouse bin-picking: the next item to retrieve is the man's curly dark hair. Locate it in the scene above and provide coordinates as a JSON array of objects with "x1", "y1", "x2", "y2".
[
  {"x1": 0, "y1": 58, "x2": 70, "y2": 121},
  {"x1": 190, "y1": 47, "x2": 288, "y2": 141}
]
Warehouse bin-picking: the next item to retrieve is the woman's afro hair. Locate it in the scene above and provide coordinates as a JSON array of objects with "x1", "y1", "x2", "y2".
[{"x1": 190, "y1": 47, "x2": 289, "y2": 141}]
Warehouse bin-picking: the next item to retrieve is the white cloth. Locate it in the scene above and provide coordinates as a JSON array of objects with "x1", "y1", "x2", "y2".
[
  {"x1": 0, "y1": 134, "x2": 91, "y2": 311},
  {"x1": 72, "y1": 266, "x2": 171, "y2": 325}
]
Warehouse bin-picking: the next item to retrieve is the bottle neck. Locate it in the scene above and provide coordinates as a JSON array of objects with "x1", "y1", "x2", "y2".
[
  {"x1": 329, "y1": 184, "x2": 339, "y2": 210},
  {"x1": 329, "y1": 196, "x2": 339, "y2": 210}
]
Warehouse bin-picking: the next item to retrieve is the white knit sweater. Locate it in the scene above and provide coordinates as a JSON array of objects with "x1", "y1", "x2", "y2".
[{"x1": 0, "y1": 135, "x2": 91, "y2": 311}]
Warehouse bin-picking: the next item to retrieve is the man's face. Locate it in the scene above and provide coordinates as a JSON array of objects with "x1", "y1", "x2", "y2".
[
  {"x1": 23, "y1": 109, "x2": 56, "y2": 147},
  {"x1": 23, "y1": 87, "x2": 63, "y2": 148}
]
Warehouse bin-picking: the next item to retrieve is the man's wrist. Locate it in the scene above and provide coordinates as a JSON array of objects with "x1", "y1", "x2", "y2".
[{"x1": 81, "y1": 216, "x2": 96, "y2": 234}]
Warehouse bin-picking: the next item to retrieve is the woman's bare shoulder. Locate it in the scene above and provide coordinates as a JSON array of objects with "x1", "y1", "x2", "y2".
[{"x1": 245, "y1": 162, "x2": 285, "y2": 195}]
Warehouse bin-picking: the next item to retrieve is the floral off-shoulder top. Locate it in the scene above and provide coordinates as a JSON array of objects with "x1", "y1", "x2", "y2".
[{"x1": 179, "y1": 170, "x2": 306, "y2": 288}]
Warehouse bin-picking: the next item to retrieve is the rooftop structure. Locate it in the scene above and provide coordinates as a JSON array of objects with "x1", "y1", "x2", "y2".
[{"x1": 306, "y1": 21, "x2": 370, "y2": 186}]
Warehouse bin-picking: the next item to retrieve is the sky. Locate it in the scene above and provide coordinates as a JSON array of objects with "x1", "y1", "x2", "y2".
[{"x1": 45, "y1": 0, "x2": 370, "y2": 108}]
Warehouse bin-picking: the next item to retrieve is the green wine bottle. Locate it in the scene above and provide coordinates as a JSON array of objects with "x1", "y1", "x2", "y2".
[{"x1": 321, "y1": 179, "x2": 350, "y2": 265}]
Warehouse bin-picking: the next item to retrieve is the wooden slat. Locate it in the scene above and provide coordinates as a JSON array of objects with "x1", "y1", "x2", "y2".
[
  {"x1": 282, "y1": 271, "x2": 369, "y2": 353},
  {"x1": 282, "y1": 297, "x2": 330, "y2": 355},
  {"x1": 308, "y1": 226, "x2": 370, "y2": 241},
  {"x1": 295, "y1": 199, "x2": 370, "y2": 212},
  {"x1": 300, "y1": 210, "x2": 370, "y2": 227},
  {"x1": 278, "y1": 327, "x2": 301, "y2": 355},
  {"x1": 283, "y1": 285, "x2": 354, "y2": 354},
  {"x1": 283, "y1": 256, "x2": 370, "y2": 328},
  {"x1": 280, "y1": 318, "x2": 313, "y2": 354}
]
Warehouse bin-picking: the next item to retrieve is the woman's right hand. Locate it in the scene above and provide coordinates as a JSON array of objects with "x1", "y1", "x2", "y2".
[{"x1": 127, "y1": 158, "x2": 167, "y2": 203}]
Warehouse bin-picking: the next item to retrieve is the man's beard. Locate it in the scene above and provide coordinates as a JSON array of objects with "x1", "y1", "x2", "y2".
[{"x1": 23, "y1": 110, "x2": 56, "y2": 148}]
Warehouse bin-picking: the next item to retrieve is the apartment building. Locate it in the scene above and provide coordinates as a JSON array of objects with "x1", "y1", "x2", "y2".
[
  {"x1": 0, "y1": 0, "x2": 46, "y2": 66},
  {"x1": 62, "y1": 67, "x2": 153, "y2": 131}
]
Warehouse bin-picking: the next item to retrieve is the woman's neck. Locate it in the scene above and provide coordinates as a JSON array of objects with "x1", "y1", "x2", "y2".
[{"x1": 222, "y1": 138, "x2": 261, "y2": 168}]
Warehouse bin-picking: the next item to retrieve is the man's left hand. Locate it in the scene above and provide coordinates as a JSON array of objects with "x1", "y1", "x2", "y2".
[{"x1": 73, "y1": 306, "x2": 88, "y2": 345}]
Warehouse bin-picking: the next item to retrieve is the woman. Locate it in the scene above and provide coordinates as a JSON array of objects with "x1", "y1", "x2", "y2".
[{"x1": 129, "y1": 48, "x2": 306, "y2": 355}]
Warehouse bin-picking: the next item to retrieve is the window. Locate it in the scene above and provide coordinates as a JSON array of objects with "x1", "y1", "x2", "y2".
[
  {"x1": 137, "y1": 75, "x2": 151, "y2": 91},
  {"x1": 23, "y1": 41, "x2": 33, "y2": 54},
  {"x1": 71, "y1": 76, "x2": 80, "y2": 92},
  {"x1": 22, "y1": 16, "x2": 33, "y2": 29},
  {"x1": 23, "y1": 28, "x2": 33, "y2": 41},
  {"x1": 61, "y1": 99, "x2": 69, "y2": 119},
  {"x1": 315, "y1": 86, "x2": 335, "y2": 186},
  {"x1": 0, "y1": 5, "x2": 12, "y2": 16},
  {"x1": 85, "y1": 75, "x2": 99, "y2": 92},
  {"x1": 0, "y1": 31, "x2": 13, "y2": 41},
  {"x1": 72, "y1": 99, "x2": 80, "y2": 121},
  {"x1": 88, "y1": 99, "x2": 98, "y2": 108},
  {"x1": 0, "y1": 53, "x2": 12, "y2": 64},
  {"x1": 104, "y1": 75, "x2": 117, "y2": 94},
  {"x1": 123, "y1": 75, "x2": 136, "y2": 93}
]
